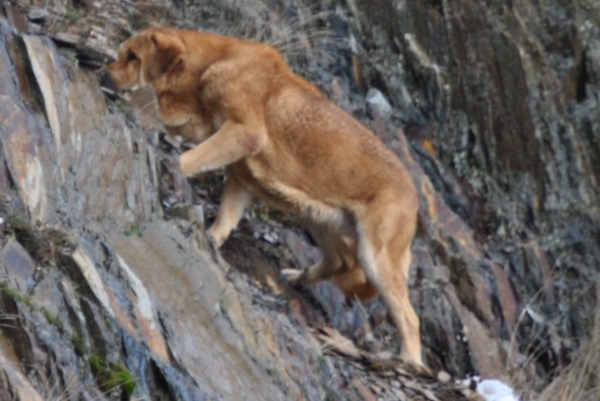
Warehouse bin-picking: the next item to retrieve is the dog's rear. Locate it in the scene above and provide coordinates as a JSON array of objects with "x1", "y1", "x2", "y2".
[{"x1": 101, "y1": 27, "x2": 422, "y2": 366}]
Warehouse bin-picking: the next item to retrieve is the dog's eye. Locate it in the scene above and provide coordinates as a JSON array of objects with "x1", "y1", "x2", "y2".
[{"x1": 126, "y1": 53, "x2": 138, "y2": 63}]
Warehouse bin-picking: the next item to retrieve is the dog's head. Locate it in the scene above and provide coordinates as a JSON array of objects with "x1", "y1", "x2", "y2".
[{"x1": 100, "y1": 27, "x2": 186, "y2": 92}]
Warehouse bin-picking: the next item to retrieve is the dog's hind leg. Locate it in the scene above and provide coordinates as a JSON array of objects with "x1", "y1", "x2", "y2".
[
  {"x1": 208, "y1": 172, "x2": 253, "y2": 247},
  {"x1": 355, "y1": 203, "x2": 422, "y2": 366},
  {"x1": 331, "y1": 266, "x2": 378, "y2": 300},
  {"x1": 282, "y1": 220, "x2": 351, "y2": 286}
]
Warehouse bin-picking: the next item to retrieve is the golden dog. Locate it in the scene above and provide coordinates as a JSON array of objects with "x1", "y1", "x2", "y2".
[{"x1": 101, "y1": 27, "x2": 422, "y2": 366}]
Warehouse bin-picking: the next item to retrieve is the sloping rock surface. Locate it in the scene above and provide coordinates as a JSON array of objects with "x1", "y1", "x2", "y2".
[
  {"x1": 0, "y1": 5, "x2": 477, "y2": 401},
  {"x1": 0, "y1": 0, "x2": 598, "y2": 400}
]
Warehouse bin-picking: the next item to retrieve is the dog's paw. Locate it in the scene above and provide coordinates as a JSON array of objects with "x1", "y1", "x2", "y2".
[
  {"x1": 206, "y1": 234, "x2": 223, "y2": 263},
  {"x1": 397, "y1": 359, "x2": 433, "y2": 377},
  {"x1": 160, "y1": 156, "x2": 180, "y2": 173},
  {"x1": 206, "y1": 233, "x2": 217, "y2": 249},
  {"x1": 410, "y1": 363, "x2": 434, "y2": 378},
  {"x1": 281, "y1": 268, "x2": 304, "y2": 286}
]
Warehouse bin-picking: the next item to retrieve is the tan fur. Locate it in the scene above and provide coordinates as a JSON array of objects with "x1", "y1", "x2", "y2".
[{"x1": 102, "y1": 27, "x2": 422, "y2": 366}]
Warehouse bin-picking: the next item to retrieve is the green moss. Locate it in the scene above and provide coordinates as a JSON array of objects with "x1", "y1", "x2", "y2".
[
  {"x1": 114, "y1": 99, "x2": 131, "y2": 113},
  {"x1": 0, "y1": 285, "x2": 34, "y2": 309},
  {"x1": 1, "y1": 285, "x2": 15, "y2": 298},
  {"x1": 41, "y1": 308, "x2": 64, "y2": 333},
  {"x1": 41, "y1": 308, "x2": 55, "y2": 324},
  {"x1": 71, "y1": 333, "x2": 85, "y2": 356},
  {"x1": 124, "y1": 224, "x2": 143, "y2": 237},
  {"x1": 89, "y1": 354, "x2": 136, "y2": 398},
  {"x1": 89, "y1": 354, "x2": 104, "y2": 376},
  {"x1": 106, "y1": 363, "x2": 136, "y2": 397},
  {"x1": 317, "y1": 354, "x2": 326, "y2": 365},
  {"x1": 66, "y1": 10, "x2": 79, "y2": 24},
  {"x1": 20, "y1": 294, "x2": 34, "y2": 309}
]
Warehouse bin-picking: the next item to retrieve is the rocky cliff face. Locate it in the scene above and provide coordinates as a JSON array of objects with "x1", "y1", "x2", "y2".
[
  {"x1": 349, "y1": 0, "x2": 600, "y2": 390},
  {"x1": 0, "y1": 0, "x2": 598, "y2": 400}
]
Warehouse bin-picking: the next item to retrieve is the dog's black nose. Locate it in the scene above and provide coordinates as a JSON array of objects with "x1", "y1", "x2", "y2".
[{"x1": 98, "y1": 69, "x2": 117, "y2": 92}]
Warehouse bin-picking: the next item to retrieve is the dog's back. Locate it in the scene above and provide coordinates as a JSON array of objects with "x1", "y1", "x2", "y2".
[{"x1": 182, "y1": 32, "x2": 417, "y2": 218}]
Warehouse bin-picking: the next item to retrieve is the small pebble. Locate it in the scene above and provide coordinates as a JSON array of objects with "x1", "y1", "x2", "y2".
[
  {"x1": 263, "y1": 233, "x2": 277, "y2": 244},
  {"x1": 437, "y1": 370, "x2": 451, "y2": 383}
]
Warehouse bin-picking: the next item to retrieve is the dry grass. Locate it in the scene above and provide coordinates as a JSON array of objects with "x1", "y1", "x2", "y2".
[
  {"x1": 511, "y1": 287, "x2": 600, "y2": 401},
  {"x1": 217, "y1": 4, "x2": 345, "y2": 68},
  {"x1": 532, "y1": 313, "x2": 600, "y2": 401}
]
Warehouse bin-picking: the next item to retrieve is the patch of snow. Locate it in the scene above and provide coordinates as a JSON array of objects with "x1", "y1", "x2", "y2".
[{"x1": 476, "y1": 379, "x2": 521, "y2": 401}]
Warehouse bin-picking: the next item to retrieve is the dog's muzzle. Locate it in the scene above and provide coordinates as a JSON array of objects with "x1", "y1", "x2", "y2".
[{"x1": 98, "y1": 69, "x2": 118, "y2": 92}]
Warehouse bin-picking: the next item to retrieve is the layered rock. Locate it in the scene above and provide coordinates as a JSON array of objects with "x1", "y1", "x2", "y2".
[
  {"x1": 1, "y1": 0, "x2": 597, "y2": 399},
  {"x1": 0, "y1": 5, "x2": 477, "y2": 401}
]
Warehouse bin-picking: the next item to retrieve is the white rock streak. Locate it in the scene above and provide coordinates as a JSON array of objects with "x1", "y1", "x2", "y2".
[
  {"x1": 22, "y1": 35, "x2": 62, "y2": 152},
  {"x1": 72, "y1": 246, "x2": 115, "y2": 318},
  {"x1": 116, "y1": 254, "x2": 156, "y2": 329},
  {"x1": 22, "y1": 154, "x2": 45, "y2": 221}
]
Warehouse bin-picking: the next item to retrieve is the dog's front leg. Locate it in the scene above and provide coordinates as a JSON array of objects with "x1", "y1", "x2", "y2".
[
  {"x1": 180, "y1": 120, "x2": 267, "y2": 177},
  {"x1": 208, "y1": 172, "x2": 253, "y2": 247}
]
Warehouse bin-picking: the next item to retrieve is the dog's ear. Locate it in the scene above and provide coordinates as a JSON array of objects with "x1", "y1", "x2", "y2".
[{"x1": 147, "y1": 31, "x2": 186, "y2": 79}]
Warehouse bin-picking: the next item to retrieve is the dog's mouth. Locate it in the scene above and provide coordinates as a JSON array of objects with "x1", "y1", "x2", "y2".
[
  {"x1": 98, "y1": 70, "x2": 145, "y2": 96},
  {"x1": 99, "y1": 83, "x2": 146, "y2": 104}
]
